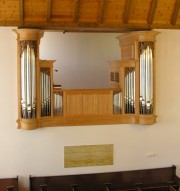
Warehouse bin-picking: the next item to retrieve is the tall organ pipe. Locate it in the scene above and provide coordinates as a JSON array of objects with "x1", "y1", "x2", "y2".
[
  {"x1": 139, "y1": 42, "x2": 154, "y2": 114},
  {"x1": 20, "y1": 41, "x2": 37, "y2": 119}
]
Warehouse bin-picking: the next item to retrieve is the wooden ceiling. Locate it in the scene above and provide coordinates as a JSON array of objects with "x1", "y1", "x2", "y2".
[{"x1": 0, "y1": 0, "x2": 180, "y2": 32}]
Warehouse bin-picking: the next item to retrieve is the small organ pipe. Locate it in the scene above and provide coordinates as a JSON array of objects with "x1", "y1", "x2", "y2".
[
  {"x1": 40, "y1": 68, "x2": 51, "y2": 117},
  {"x1": 113, "y1": 91, "x2": 122, "y2": 114},
  {"x1": 125, "y1": 68, "x2": 135, "y2": 114},
  {"x1": 53, "y1": 92, "x2": 63, "y2": 116}
]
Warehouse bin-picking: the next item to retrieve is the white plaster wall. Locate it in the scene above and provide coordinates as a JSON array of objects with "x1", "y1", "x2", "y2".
[
  {"x1": 40, "y1": 31, "x2": 120, "y2": 89},
  {"x1": 0, "y1": 27, "x2": 180, "y2": 191}
]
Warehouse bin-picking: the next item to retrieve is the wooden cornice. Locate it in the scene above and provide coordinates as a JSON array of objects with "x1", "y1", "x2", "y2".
[
  {"x1": 171, "y1": 0, "x2": 180, "y2": 25},
  {"x1": 148, "y1": 0, "x2": 158, "y2": 25}
]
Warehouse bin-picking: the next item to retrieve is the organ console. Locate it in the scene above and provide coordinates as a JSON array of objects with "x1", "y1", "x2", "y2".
[{"x1": 13, "y1": 29, "x2": 158, "y2": 130}]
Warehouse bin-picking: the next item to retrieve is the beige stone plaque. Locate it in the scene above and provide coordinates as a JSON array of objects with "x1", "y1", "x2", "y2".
[{"x1": 64, "y1": 144, "x2": 113, "y2": 168}]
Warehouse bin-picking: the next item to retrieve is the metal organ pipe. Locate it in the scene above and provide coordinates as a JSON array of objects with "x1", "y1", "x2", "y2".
[
  {"x1": 125, "y1": 68, "x2": 135, "y2": 114},
  {"x1": 113, "y1": 91, "x2": 122, "y2": 114},
  {"x1": 20, "y1": 41, "x2": 36, "y2": 119},
  {"x1": 31, "y1": 46, "x2": 36, "y2": 118},
  {"x1": 139, "y1": 42, "x2": 154, "y2": 114},
  {"x1": 53, "y1": 92, "x2": 63, "y2": 116},
  {"x1": 40, "y1": 68, "x2": 51, "y2": 117}
]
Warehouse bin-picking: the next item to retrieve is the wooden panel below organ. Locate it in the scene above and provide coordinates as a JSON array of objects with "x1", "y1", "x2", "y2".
[{"x1": 63, "y1": 89, "x2": 113, "y2": 116}]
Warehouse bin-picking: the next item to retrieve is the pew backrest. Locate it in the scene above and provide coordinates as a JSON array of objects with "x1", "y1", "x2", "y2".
[
  {"x1": 0, "y1": 177, "x2": 18, "y2": 191},
  {"x1": 29, "y1": 166, "x2": 180, "y2": 191}
]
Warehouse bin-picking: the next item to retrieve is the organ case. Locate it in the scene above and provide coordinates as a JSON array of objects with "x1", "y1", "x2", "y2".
[
  {"x1": 110, "y1": 31, "x2": 158, "y2": 124},
  {"x1": 14, "y1": 29, "x2": 158, "y2": 130},
  {"x1": 14, "y1": 29, "x2": 44, "y2": 129}
]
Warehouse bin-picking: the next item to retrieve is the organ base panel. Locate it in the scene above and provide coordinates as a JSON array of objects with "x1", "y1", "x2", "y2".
[
  {"x1": 14, "y1": 29, "x2": 158, "y2": 130},
  {"x1": 17, "y1": 114, "x2": 157, "y2": 129}
]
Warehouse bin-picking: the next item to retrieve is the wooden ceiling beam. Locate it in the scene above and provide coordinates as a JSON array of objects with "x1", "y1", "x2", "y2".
[
  {"x1": 148, "y1": 0, "x2": 158, "y2": 25},
  {"x1": 74, "y1": 0, "x2": 80, "y2": 22},
  {"x1": 171, "y1": 0, "x2": 180, "y2": 25},
  {"x1": 47, "y1": 0, "x2": 52, "y2": 22},
  {"x1": 123, "y1": 0, "x2": 133, "y2": 24},
  {"x1": 9, "y1": 19, "x2": 180, "y2": 31},
  {"x1": 99, "y1": 0, "x2": 108, "y2": 23},
  {"x1": 19, "y1": 0, "x2": 24, "y2": 25}
]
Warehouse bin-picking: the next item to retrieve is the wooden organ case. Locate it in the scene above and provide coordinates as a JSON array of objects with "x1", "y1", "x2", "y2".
[
  {"x1": 110, "y1": 31, "x2": 158, "y2": 125},
  {"x1": 14, "y1": 29, "x2": 158, "y2": 130}
]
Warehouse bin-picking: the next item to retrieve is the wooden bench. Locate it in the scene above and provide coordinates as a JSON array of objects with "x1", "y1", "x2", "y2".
[
  {"x1": 29, "y1": 166, "x2": 180, "y2": 191},
  {"x1": 0, "y1": 177, "x2": 18, "y2": 191}
]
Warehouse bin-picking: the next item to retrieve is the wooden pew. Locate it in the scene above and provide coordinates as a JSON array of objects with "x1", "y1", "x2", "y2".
[
  {"x1": 29, "y1": 166, "x2": 180, "y2": 191},
  {"x1": 0, "y1": 177, "x2": 18, "y2": 191}
]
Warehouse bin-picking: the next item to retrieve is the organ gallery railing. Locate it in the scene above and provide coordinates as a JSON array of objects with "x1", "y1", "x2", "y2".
[{"x1": 14, "y1": 29, "x2": 158, "y2": 130}]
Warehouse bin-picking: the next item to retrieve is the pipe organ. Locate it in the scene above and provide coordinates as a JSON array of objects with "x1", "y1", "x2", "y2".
[
  {"x1": 14, "y1": 29, "x2": 158, "y2": 130},
  {"x1": 110, "y1": 31, "x2": 158, "y2": 124}
]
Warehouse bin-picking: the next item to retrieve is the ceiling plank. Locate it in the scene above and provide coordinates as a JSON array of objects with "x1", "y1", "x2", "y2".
[
  {"x1": 19, "y1": 0, "x2": 24, "y2": 25},
  {"x1": 171, "y1": 0, "x2": 180, "y2": 25},
  {"x1": 74, "y1": 0, "x2": 80, "y2": 22},
  {"x1": 99, "y1": 0, "x2": 108, "y2": 23},
  {"x1": 47, "y1": 0, "x2": 52, "y2": 22},
  {"x1": 148, "y1": 0, "x2": 158, "y2": 25},
  {"x1": 123, "y1": 0, "x2": 133, "y2": 24}
]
